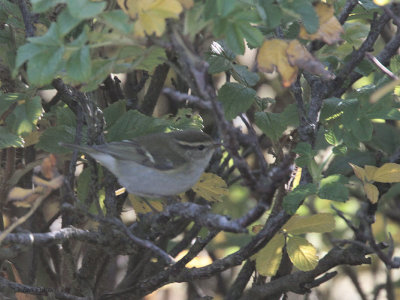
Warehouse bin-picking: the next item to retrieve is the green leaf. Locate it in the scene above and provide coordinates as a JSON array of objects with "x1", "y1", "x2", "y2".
[
  {"x1": 326, "y1": 149, "x2": 375, "y2": 175},
  {"x1": 15, "y1": 43, "x2": 45, "y2": 70},
  {"x1": 166, "y1": 108, "x2": 204, "y2": 131},
  {"x1": 103, "y1": 100, "x2": 127, "y2": 129},
  {"x1": 27, "y1": 46, "x2": 64, "y2": 86},
  {"x1": 67, "y1": 0, "x2": 106, "y2": 19},
  {"x1": 218, "y1": 82, "x2": 256, "y2": 120},
  {"x1": 207, "y1": 53, "x2": 232, "y2": 74},
  {"x1": 293, "y1": 142, "x2": 317, "y2": 168},
  {"x1": 6, "y1": 96, "x2": 42, "y2": 135},
  {"x1": 287, "y1": 235, "x2": 318, "y2": 271},
  {"x1": 56, "y1": 106, "x2": 76, "y2": 127},
  {"x1": 318, "y1": 174, "x2": 349, "y2": 202},
  {"x1": 134, "y1": 46, "x2": 166, "y2": 72},
  {"x1": 36, "y1": 125, "x2": 78, "y2": 153},
  {"x1": 100, "y1": 10, "x2": 132, "y2": 34},
  {"x1": 260, "y1": 2, "x2": 282, "y2": 28},
  {"x1": 204, "y1": 0, "x2": 236, "y2": 19},
  {"x1": 349, "y1": 117, "x2": 373, "y2": 142},
  {"x1": 255, "y1": 111, "x2": 286, "y2": 142},
  {"x1": 225, "y1": 23, "x2": 245, "y2": 55},
  {"x1": 31, "y1": 0, "x2": 65, "y2": 13},
  {"x1": 0, "y1": 127, "x2": 24, "y2": 149},
  {"x1": 232, "y1": 65, "x2": 259, "y2": 87},
  {"x1": 28, "y1": 23, "x2": 62, "y2": 46},
  {"x1": 57, "y1": 9, "x2": 82, "y2": 36},
  {"x1": 238, "y1": 22, "x2": 264, "y2": 48},
  {"x1": 283, "y1": 183, "x2": 317, "y2": 214},
  {"x1": 332, "y1": 144, "x2": 347, "y2": 155},
  {"x1": 106, "y1": 110, "x2": 169, "y2": 142},
  {"x1": 66, "y1": 45, "x2": 91, "y2": 83}
]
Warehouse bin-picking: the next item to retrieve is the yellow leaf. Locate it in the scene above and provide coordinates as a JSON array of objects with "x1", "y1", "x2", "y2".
[
  {"x1": 292, "y1": 167, "x2": 302, "y2": 189},
  {"x1": 287, "y1": 235, "x2": 318, "y2": 271},
  {"x1": 373, "y1": 0, "x2": 392, "y2": 5},
  {"x1": 191, "y1": 173, "x2": 229, "y2": 202},
  {"x1": 177, "y1": 0, "x2": 194, "y2": 9},
  {"x1": 365, "y1": 165, "x2": 378, "y2": 182},
  {"x1": 128, "y1": 194, "x2": 164, "y2": 214},
  {"x1": 371, "y1": 163, "x2": 400, "y2": 183},
  {"x1": 257, "y1": 39, "x2": 298, "y2": 87},
  {"x1": 23, "y1": 130, "x2": 41, "y2": 147},
  {"x1": 175, "y1": 249, "x2": 212, "y2": 268},
  {"x1": 254, "y1": 234, "x2": 285, "y2": 277},
  {"x1": 118, "y1": 0, "x2": 182, "y2": 37},
  {"x1": 284, "y1": 213, "x2": 335, "y2": 235},
  {"x1": 286, "y1": 40, "x2": 335, "y2": 81},
  {"x1": 364, "y1": 183, "x2": 379, "y2": 203},
  {"x1": 299, "y1": 3, "x2": 343, "y2": 44},
  {"x1": 349, "y1": 163, "x2": 366, "y2": 182}
]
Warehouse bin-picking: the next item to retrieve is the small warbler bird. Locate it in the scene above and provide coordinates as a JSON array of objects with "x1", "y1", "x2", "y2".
[{"x1": 61, "y1": 130, "x2": 217, "y2": 197}]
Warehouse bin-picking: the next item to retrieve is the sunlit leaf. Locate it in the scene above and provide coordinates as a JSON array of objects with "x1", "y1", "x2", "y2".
[
  {"x1": 254, "y1": 234, "x2": 285, "y2": 277},
  {"x1": 191, "y1": 173, "x2": 229, "y2": 202},
  {"x1": 128, "y1": 194, "x2": 164, "y2": 214},
  {"x1": 349, "y1": 163, "x2": 366, "y2": 182},
  {"x1": 372, "y1": 163, "x2": 400, "y2": 183},
  {"x1": 364, "y1": 182, "x2": 379, "y2": 203},
  {"x1": 284, "y1": 213, "x2": 335, "y2": 235},
  {"x1": 287, "y1": 235, "x2": 318, "y2": 271},
  {"x1": 365, "y1": 165, "x2": 378, "y2": 182}
]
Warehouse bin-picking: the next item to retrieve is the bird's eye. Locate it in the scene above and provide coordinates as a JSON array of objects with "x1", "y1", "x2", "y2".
[{"x1": 197, "y1": 145, "x2": 205, "y2": 150}]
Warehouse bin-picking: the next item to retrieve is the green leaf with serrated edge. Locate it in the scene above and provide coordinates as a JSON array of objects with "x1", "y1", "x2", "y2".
[
  {"x1": 99, "y1": 10, "x2": 132, "y2": 34},
  {"x1": 283, "y1": 183, "x2": 317, "y2": 214},
  {"x1": 332, "y1": 144, "x2": 347, "y2": 155},
  {"x1": 287, "y1": 236, "x2": 318, "y2": 271},
  {"x1": 255, "y1": 112, "x2": 286, "y2": 142},
  {"x1": 0, "y1": 127, "x2": 24, "y2": 149},
  {"x1": 106, "y1": 110, "x2": 169, "y2": 142},
  {"x1": 67, "y1": 0, "x2": 106, "y2": 20},
  {"x1": 232, "y1": 65, "x2": 259, "y2": 87},
  {"x1": 6, "y1": 96, "x2": 42, "y2": 135},
  {"x1": 103, "y1": 101, "x2": 126, "y2": 130},
  {"x1": 238, "y1": 22, "x2": 264, "y2": 48},
  {"x1": 208, "y1": 54, "x2": 232, "y2": 74},
  {"x1": 0, "y1": 93, "x2": 23, "y2": 115},
  {"x1": 225, "y1": 23, "x2": 245, "y2": 55},
  {"x1": 342, "y1": 130, "x2": 360, "y2": 149},
  {"x1": 218, "y1": 82, "x2": 256, "y2": 120},
  {"x1": 56, "y1": 106, "x2": 76, "y2": 127},
  {"x1": 66, "y1": 45, "x2": 91, "y2": 83},
  {"x1": 320, "y1": 97, "x2": 343, "y2": 121},
  {"x1": 36, "y1": 125, "x2": 79, "y2": 153},
  {"x1": 254, "y1": 234, "x2": 285, "y2": 277},
  {"x1": 370, "y1": 123, "x2": 400, "y2": 155},
  {"x1": 135, "y1": 46, "x2": 166, "y2": 72},
  {"x1": 57, "y1": 9, "x2": 81, "y2": 36},
  {"x1": 318, "y1": 174, "x2": 349, "y2": 202},
  {"x1": 293, "y1": 142, "x2": 317, "y2": 168},
  {"x1": 27, "y1": 46, "x2": 64, "y2": 86},
  {"x1": 284, "y1": 213, "x2": 335, "y2": 235},
  {"x1": 166, "y1": 108, "x2": 204, "y2": 131}
]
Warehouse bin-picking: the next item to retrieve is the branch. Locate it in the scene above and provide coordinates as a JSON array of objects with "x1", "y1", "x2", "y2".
[
  {"x1": 0, "y1": 276, "x2": 86, "y2": 300},
  {"x1": 155, "y1": 202, "x2": 248, "y2": 233},
  {"x1": 240, "y1": 244, "x2": 371, "y2": 300},
  {"x1": 0, "y1": 227, "x2": 99, "y2": 246},
  {"x1": 163, "y1": 87, "x2": 213, "y2": 110}
]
